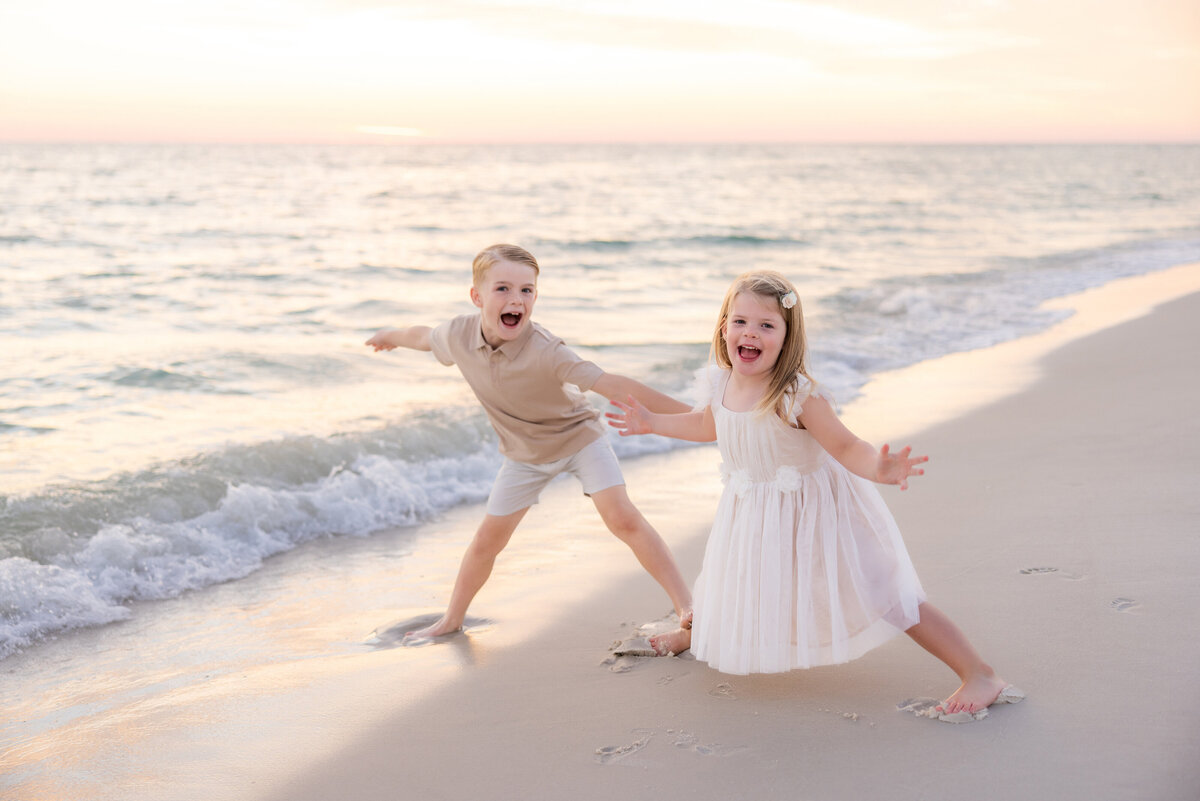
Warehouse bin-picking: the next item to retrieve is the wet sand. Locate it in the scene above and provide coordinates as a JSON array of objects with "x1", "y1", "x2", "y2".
[{"x1": 262, "y1": 263, "x2": 1200, "y2": 801}]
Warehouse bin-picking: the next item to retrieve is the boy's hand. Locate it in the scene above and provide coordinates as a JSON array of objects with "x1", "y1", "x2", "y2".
[
  {"x1": 365, "y1": 329, "x2": 400, "y2": 351},
  {"x1": 605, "y1": 396, "x2": 653, "y2": 437},
  {"x1": 876, "y1": 444, "x2": 928, "y2": 490},
  {"x1": 365, "y1": 326, "x2": 432, "y2": 352}
]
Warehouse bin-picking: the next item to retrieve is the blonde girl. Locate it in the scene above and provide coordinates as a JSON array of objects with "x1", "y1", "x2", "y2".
[{"x1": 608, "y1": 270, "x2": 1016, "y2": 715}]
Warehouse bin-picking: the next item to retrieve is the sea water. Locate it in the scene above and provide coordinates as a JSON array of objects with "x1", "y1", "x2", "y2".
[{"x1": 2, "y1": 142, "x2": 1199, "y2": 661}]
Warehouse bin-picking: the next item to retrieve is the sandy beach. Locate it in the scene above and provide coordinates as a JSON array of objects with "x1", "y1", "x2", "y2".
[
  {"x1": 268, "y1": 263, "x2": 1200, "y2": 801},
  {"x1": 5, "y1": 263, "x2": 1200, "y2": 801}
]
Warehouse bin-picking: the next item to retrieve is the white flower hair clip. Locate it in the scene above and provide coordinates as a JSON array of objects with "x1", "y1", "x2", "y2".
[{"x1": 780, "y1": 290, "x2": 797, "y2": 309}]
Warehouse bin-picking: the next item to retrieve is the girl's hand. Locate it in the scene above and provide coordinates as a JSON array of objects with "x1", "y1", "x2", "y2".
[
  {"x1": 605, "y1": 395, "x2": 653, "y2": 437},
  {"x1": 876, "y1": 443, "x2": 928, "y2": 490}
]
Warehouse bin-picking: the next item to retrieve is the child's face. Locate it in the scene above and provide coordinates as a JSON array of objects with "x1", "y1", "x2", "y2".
[
  {"x1": 723, "y1": 292, "x2": 785, "y2": 381},
  {"x1": 470, "y1": 259, "x2": 538, "y2": 347}
]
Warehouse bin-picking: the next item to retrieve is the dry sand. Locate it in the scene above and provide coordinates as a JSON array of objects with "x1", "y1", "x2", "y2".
[{"x1": 257, "y1": 264, "x2": 1200, "y2": 801}]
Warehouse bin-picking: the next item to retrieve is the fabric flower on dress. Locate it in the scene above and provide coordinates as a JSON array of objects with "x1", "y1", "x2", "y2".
[
  {"x1": 719, "y1": 464, "x2": 753, "y2": 497},
  {"x1": 774, "y1": 465, "x2": 801, "y2": 493}
]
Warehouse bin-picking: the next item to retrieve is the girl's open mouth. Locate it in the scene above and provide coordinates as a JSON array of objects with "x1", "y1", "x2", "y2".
[
  {"x1": 737, "y1": 344, "x2": 760, "y2": 361},
  {"x1": 500, "y1": 312, "x2": 523, "y2": 328}
]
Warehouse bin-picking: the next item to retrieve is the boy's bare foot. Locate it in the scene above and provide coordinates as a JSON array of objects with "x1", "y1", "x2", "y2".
[
  {"x1": 648, "y1": 627, "x2": 691, "y2": 656},
  {"x1": 938, "y1": 673, "x2": 1012, "y2": 714},
  {"x1": 404, "y1": 616, "x2": 462, "y2": 640}
]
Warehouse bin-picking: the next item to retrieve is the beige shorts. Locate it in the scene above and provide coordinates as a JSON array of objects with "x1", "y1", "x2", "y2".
[{"x1": 486, "y1": 437, "x2": 625, "y2": 516}]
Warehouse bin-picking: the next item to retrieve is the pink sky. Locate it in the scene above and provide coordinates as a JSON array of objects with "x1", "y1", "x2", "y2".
[{"x1": 2, "y1": 0, "x2": 1197, "y2": 143}]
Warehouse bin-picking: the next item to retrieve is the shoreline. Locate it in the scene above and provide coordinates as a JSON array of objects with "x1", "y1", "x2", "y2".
[
  {"x1": 268, "y1": 263, "x2": 1200, "y2": 800},
  {"x1": 4, "y1": 262, "x2": 1199, "y2": 801}
]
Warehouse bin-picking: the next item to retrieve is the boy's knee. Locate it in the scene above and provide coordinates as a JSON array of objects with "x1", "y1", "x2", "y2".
[
  {"x1": 471, "y1": 523, "x2": 517, "y2": 556},
  {"x1": 469, "y1": 534, "x2": 508, "y2": 561},
  {"x1": 604, "y1": 507, "x2": 646, "y2": 540}
]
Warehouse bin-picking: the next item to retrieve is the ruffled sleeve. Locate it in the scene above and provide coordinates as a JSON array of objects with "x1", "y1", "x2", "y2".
[
  {"x1": 785, "y1": 374, "x2": 835, "y2": 421},
  {"x1": 688, "y1": 364, "x2": 727, "y2": 411}
]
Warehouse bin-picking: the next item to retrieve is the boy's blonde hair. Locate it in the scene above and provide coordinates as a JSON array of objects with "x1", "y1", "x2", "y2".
[
  {"x1": 712, "y1": 270, "x2": 814, "y2": 426},
  {"x1": 472, "y1": 244, "x2": 540, "y2": 286}
]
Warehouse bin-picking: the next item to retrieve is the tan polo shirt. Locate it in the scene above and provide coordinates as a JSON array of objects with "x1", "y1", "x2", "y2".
[{"x1": 429, "y1": 314, "x2": 606, "y2": 464}]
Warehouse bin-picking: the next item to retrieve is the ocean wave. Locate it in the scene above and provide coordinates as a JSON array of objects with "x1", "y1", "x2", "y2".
[
  {"x1": 0, "y1": 413, "x2": 504, "y2": 659},
  {"x1": 85, "y1": 194, "x2": 197, "y2": 208},
  {"x1": 0, "y1": 398, "x2": 709, "y2": 660},
  {"x1": 0, "y1": 420, "x2": 56, "y2": 436},
  {"x1": 815, "y1": 234, "x2": 1200, "y2": 375},
  {"x1": 680, "y1": 234, "x2": 811, "y2": 247},
  {"x1": 0, "y1": 234, "x2": 48, "y2": 245},
  {"x1": 101, "y1": 367, "x2": 242, "y2": 394},
  {"x1": 548, "y1": 233, "x2": 812, "y2": 253}
]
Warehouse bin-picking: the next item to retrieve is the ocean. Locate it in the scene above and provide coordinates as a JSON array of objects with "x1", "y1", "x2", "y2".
[{"x1": 2, "y1": 142, "x2": 1199, "y2": 664}]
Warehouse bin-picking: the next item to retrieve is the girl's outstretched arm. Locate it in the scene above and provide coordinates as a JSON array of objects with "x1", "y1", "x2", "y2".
[
  {"x1": 606, "y1": 396, "x2": 716, "y2": 443},
  {"x1": 798, "y1": 395, "x2": 927, "y2": 490},
  {"x1": 365, "y1": 326, "x2": 432, "y2": 352}
]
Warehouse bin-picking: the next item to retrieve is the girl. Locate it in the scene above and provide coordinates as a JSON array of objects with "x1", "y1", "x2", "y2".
[{"x1": 607, "y1": 270, "x2": 1017, "y2": 716}]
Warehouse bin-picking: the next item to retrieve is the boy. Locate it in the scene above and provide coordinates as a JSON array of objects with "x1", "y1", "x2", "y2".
[{"x1": 366, "y1": 244, "x2": 692, "y2": 641}]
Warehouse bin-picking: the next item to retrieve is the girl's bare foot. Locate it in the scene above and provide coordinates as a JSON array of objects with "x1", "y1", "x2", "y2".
[
  {"x1": 679, "y1": 609, "x2": 693, "y2": 630},
  {"x1": 403, "y1": 616, "x2": 462, "y2": 640},
  {"x1": 648, "y1": 627, "x2": 691, "y2": 656},
  {"x1": 939, "y1": 672, "x2": 1011, "y2": 714}
]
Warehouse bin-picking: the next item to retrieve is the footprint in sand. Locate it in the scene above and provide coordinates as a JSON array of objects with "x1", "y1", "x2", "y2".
[
  {"x1": 708, "y1": 682, "x2": 737, "y2": 700},
  {"x1": 602, "y1": 654, "x2": 641, "y2": 674},
  {"x1": 594, "y1": 732, "x2": 653, "y2": 764},
  {"x1": 693, "y1": 742, "x2": 747, "y2": 756},
  {"x1": 1110, "y1": 597, "x2": 1140, "y2": 612},
  {"x1": 667, "y1": 729, "x2": 747, "y2": 757},
  {"x1": 672, "y1": 730, "x2": 698, "y2": 749},
  {"x1": 603, "y1": 636, "x2": 661, "y2": 673},
  {"x1": 1019, "y1": 566, "x2": 1086, "y2": 581}
]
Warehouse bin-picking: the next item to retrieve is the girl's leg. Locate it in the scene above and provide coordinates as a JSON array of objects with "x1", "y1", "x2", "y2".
[
  {"x1": 906, "y1": 602, "x2": 1009, "y2": 713},
  {"x1": 405, "y1": 507, "x2": 529, "y2": 639},
  {"x1": 590, "y1": 485, "x2": 693, "y2": 629}
]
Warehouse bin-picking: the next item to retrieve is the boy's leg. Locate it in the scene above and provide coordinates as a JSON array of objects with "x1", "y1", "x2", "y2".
[
  {"x1": 905, "y1": 601, "x2": 1009, "y2": 713},
  {"x1": 590, "y1": 484, "x2": 692, "y2": 626},
  {"x1": 405, "y1": 507, "x2": 529, "y2": 639}
]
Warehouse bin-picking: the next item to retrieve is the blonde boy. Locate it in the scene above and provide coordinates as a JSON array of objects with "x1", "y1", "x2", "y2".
[{"x1": 366, "y1": 244, "x2": 692, "y2": 640}]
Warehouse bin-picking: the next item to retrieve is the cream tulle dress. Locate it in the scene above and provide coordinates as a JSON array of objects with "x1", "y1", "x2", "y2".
[{"x1": 691, "y1": 369, "x2": 926, "y2": 675}]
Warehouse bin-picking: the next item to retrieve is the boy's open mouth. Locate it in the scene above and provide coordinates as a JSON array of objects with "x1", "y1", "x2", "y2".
[
  {"x1": 500, "y1": 312, "x2": 523, "y2": 328},
  {"x1": 737, "y1": 344, "x2": 760, "y2": 362}
]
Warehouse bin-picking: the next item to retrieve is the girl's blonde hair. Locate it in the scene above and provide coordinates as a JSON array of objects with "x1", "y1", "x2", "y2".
[
  {"x1": 712, "y1": 270, "x2": 814, "y2": 426},
  {"x1": 472, "y1": 243, "x2": 539, "y2": 286}
]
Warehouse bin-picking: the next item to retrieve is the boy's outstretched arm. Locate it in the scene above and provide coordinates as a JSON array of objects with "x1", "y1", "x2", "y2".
[
  {"x1": 365, "y1": 326, "x2": 433, "y2": 352},
  {"x1": 591, "y1": 372, "x2": 690, "y2": 414},
  {"x1": 607, "y1": 396, "x2": 716, "y2": 443}
]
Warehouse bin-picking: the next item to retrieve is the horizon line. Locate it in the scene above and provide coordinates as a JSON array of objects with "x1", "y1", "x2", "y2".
[{"x1": 2, "y1": 137, "x2": 1198, "y2": 147}]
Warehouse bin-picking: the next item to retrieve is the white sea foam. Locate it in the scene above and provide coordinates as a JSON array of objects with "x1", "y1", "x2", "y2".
[{"x1": 0, "y1": 446, "x2": 501, "y2": 658}]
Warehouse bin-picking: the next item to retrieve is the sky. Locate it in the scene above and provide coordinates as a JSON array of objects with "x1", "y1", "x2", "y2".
[{"x1": 1, "y1": 0, "x2": 1197, "y2": 144}]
